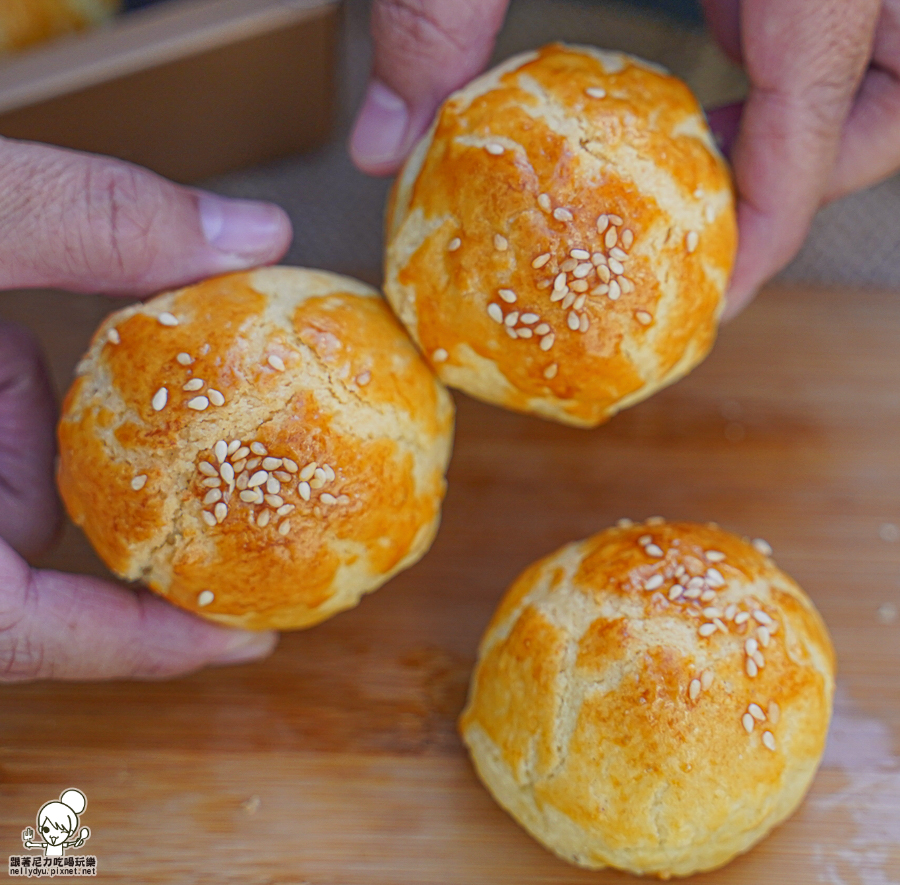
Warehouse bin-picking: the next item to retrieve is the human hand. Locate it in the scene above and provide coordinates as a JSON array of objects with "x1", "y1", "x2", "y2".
[
  {"x1": 0, "y1": 137, "x2": 290, "y2": 681},
  {"x1": 350, "y1": 0, "x2": 898, "y2": 319}
]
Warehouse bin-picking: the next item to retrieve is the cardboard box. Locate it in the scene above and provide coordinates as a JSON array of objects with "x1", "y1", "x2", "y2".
[{"x1": 0, "y1": 0, "x2": 340, "y2": 182}]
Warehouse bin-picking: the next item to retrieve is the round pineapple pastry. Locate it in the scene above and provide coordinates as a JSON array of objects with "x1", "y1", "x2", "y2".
[
  {"x1": 384, "y1": 43, "x2": 737, "y2": 427},
  {"x1": 57, "y1": 267, "x2": 455, "y2": 631},
  {"x1": 0, "y1": 0, "x2": 119, "y2": 54},
  {"x1": 460, "y1": 519, "x2": 835, "y2": 877}
]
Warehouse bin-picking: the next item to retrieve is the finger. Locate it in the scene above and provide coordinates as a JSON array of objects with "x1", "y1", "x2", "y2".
[
  {"x1": 706, "y1": 101, "x2": 744, "y2": 158},
  {"x1": 701, "y1": 0, "x2": 743, "y2": 65},
  {"x1": 722, "y1": 0, "x2": 880, "y2": 319},
  {"x1": 0, "y1": 322, "x2": 60, "y2": 560},
  {"x1": 0, "y1": 138, "x2": 292, "y2": 297},
  {"x1": 827, "y1": 7, "x2": 900, "y2": 199},
  {"x1": 350, "y1": 0, "x2": 509, "y2": 175},
  {"x1": 0, "y1": 542, "x2": 277, "y2": 681}
]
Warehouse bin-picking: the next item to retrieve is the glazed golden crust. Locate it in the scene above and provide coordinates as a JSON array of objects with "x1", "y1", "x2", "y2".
[
  {"x1": 385, "y1": 44, "x2": 737, "y2": 427},
  {"x1": 459, "y1": 520, "x2": 835, "y2": 877},
  {"x1": 0, "y1": 0, "x2": 118, "y2": 53},
  {"x1": 58, "y1": 268, "x2": 455, "y2": 631}
]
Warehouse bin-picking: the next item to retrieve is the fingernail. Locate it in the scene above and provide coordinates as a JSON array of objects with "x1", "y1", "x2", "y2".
[
  {"x1": 197, "y1": 193, "x2": 290, "y2": 259},
  {"x1": 350, "y1": 80, "x2": 410, "y2": 170},
  {"x1": 210, "y1": 630, "x2": 279, "y2": 666}
]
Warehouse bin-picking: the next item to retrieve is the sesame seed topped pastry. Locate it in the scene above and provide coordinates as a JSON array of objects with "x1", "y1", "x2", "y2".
[
  {"x1": 460, "y1": 519, "x2": 835, "y2": 877},
  {"x1": 57, "y1": 268, "x2": 455, "y2": 631},
  {"x1": 384, "y1": 44, "x2": 737, "y2": 427}
]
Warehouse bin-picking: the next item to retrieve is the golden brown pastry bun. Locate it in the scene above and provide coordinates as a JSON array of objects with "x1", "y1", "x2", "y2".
[
  {"x1": 460, "y1": 519, "x2": 835, "y2": 877},
  {"x1": 384, "y1": 44, "x2": 737, "y2": 428},
  {"x1": 0, "y1": 0, "x2": 118, "y2": 54},
  {"x1": 58, "y1": 268, "x2": 455, "y2": 631}
]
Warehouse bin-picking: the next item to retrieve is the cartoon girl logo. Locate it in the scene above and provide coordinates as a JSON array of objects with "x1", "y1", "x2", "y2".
[{"x1": 21, "y1": 789, "x2": 91, "y2": 858}]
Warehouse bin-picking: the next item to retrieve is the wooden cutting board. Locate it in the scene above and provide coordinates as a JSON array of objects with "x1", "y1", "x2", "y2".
[{"x1": 0, "y1": 282, "x2": 898, "y2": 884}]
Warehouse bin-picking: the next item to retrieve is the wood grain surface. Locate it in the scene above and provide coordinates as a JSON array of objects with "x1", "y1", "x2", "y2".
[{"x1": 0, "y1": 283, "x2": 898, "y2": 883}]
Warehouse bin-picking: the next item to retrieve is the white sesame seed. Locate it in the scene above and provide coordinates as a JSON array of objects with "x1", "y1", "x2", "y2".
[
  {"x1": 746, "y1": 658, "x2": 759, "y2": 678},
  {"x1": 596, "y1": 267, "x2": 612, "y2": 287},
  {"x1": 532, "y1": 253, "x2": 551, "y2": 269},
  {"x1": 203, "y1": 489, "x2": 222, "y2": 505},
  {"x1": 299, "y1": 462, "x2": 316, "y2": 481},
  {"x1": 265, "y1": 494, "x2": 284, "y2": 508},
  {"x1": 487, "y1": 303, "x2": 504, "y2": 323},
  {"x1": 107, "y1": 328, "x2": 120, "y2": 344},
  {"x1": 668, "y1": 584, "x2": 684, "y2": 600},
  {"x1": 198, "y1": 462, "x2": 217, "y2": 477},
  {"x1": 569, "y1": 249, "x2": 589, "y2": 260},
  {"x1": 278, "y1": 520, "x2": 291, "y2": 536},
  {"x1": 644, "y1": 574, "x2": 664, "y2": 591},
  {"x1": 749, "y1": 703, "x2": 766, "y2": 721},
  {"x1": 689, "y1": 679, "x2": 701, "y2": 700},
  {"x1": 645, "y1": 544, "x2": 664, "y2": 558},
  {"x1": 636, "y1": 311, "x2": 653, "y2": 325},
  {"x1": 638, "y1": 535, "x2": 652, "y2": 546},
  {"x1": 357, "y1": 370, "x2": 373, "y2": 387},
  {"x1": 337, "y1": 495, "x2": 350, "y2": 505},
  {"x1": 201, "y1": 511, "x2": 217, "y2": 527},
  {"x1": 753, "y1": 609, "x2": 773, "y2": 626},
  {"x1": 540, "y1": 334, "x2": 555, "y2": 351},
  {"x1": 706, "y1": 568, "x2": 725, "y2": 587},
  {"x1": 239, "y1": 490, "x2": 259, "y2": 503},
  {"x1": 158, "y1": 312, "x2": 178, "y2": 327},
  {"x1": 229, "y1": 439, "x2": 242, "y2": 453},
  {"x1": 585, "y1": 86, "x2": 607, "y2": 98},
  {"x1": 574, "y1": 294, "x2": 587, "y2": 311},
  {"x1": 494, "y1": 234, "x2": 508, "y2": 251},
  {"x1": 274, "y1": 471, "x2": 291, "y2": 482},
  {"x1": 214, "y1": 440, "x2": 228, "y2": 464},
  {"x1": 610, "y1": 247, "x2": 628, "y2": 261},
  {"x1": 686, "y1": 230, "x2": 699, "y2": 253},
  {"x1": 621, "y1": 229, "x2": 634, "y2": 249},
  {"x1": 609, "y1": 215, "x2": 623, "y2": 226},
  {"x1": 762, "y1": 731, "x2": 776, "y2": 751},
  {"x1": 187, "y1": 396, "x2": 209, "y2": 411},
  {"x1": 277, "y1": 504, "x2": 295, "y2": 516},
  {"x1": 535, "y1": 323, "x2": 551, "y2": 335},
  {"x1": 250, "y1": 443, "x2": 267, "y2": 456},
  {"x1": 698, "y1": 623, "x2": 717, "y2": 637},
  {"x1": 262, "y1": 457, "x2": 282, "y2": 471},
  {"x1": 214, "y1": 502, "x2": 227, "y2": 523},
  {"x1": 703, "y1": 606, "x2": 722, "y2": 618},
  {"x1": 567, "y1": 312, "x2": 580, "y2": 331},
  {"x1": 321, "y1": 493, "x2": 337, "y2": 505},
  {"x1": 231, "y1": 447, "x2": 249, "y2": 463},
  {"x1": 735, "y1": 611, "x2": 751, "y2": 625},
  {"x1": 266, "y1": 477, "x2": 281, "y2": 495},
  {"x1": 608, "y1": 258, "x2": 625, "y2": 275},
  {"x1": 267, "y1": 355, "x2": 285, "y2": 372},
  {"x1": 257, "y1": 509, "x2": 272, "y2": 528},
  {"x1": 543, "y1": 363, "x2": 558, "y2": 379},
  {"x1": 430, "y1": 348, "x2": 449, "y2": 364},
  {"x1": 553, "y1": 272, "x2": 568, "y2": 292},
  {"x1": 618, "y1": 276, "x2": 634, "y2": 294},
  {"x1": 752, "y1": 649, "x2": 765, "y2": 668},
  {"x1": 553, "y1": 206, "x2": 574, "y2": 223},
  {"x1": 573, "y1": 262, "x2": 593, "y2": 279},
  {"x1": 208, "y1": 389, "x2": 225, "y2": 407},
  {"x1": 151, "y1": 387, "x2": 168, "y2": 411},
  {"x1": 742, "y1": 713, "x2": 755, "y2": 733},
  {"x1": 605, "y1": 227, "x2": 618, "y2": 249},
  {"x1": 248, "y1": 470, "x2": 268, "y2": 488},
  {"x1": 235, "y1": 471, "x2": 249, "y2": 490},
  {"x1": 752, "y1": 538, "x2": 773, "y2": 556},
  {"x1": 517, "y1": 328, "x2": 533, "y2": 339},
  {"x1": 607, "y1": 280, "x2": 621, "y2": 300},
  {"x1": 561, "y1": 292, "x2": 576, "y2": 310},
  {"x1": 519, "y1": 313, "x2": 539, "y2": 325},
  {"x1": 183, "y1": 379, "x2": 204, "y2": 391},
  {"x1": 745, "y1": 638, "x2": 759, "y2": 656},
  {"x1": 701, "y1": 669, "x2": 714, "y2": 690},
  {"x1": 592, "y1": 251, "x2": 607, "y2": 266},
  {"x1": 220, "y1": 463, "x2": 235, "y2": 485},
  {"x1": 131, "y1": 474, "x2": 147, "y2": 491},
  {"x1": 176, "y1": 352, "x2": 193, "y2": 366},
  {"x1": 757, "y1": 626, "x2": 771, "y2": 647},
  {"x1": 282, "y1": 458, "x2": 298, "y2": 473},
  {"x1": 448, "y1": 237, "x2": 461, "y2": 252},
  {"x1": 246, "y1": 458, "x2": 261, "y2": 470},
  {"x1": 570, "y1": 279, "x2": 589, "y2": 293},
  {"x1": 298, "y1": 481, "x2": 311, "y2": 501},
  {"x1": 725, "y1": 604, "x2": 738, "y2": 620},
  {"x1": 309, "y1": 474, "x2": 325, "y2": 490},
  {"x1": 561, "y1": 258, "x2": 578, "y2": 274},
  {"x1": 767, "y1": 702, "x2": 780, "y2": 724},
  {"x1": 700, "y1": 589, "x2": 717, "y2": 603},
  {"x1": 538, "y1": 193, "x2": 552, "y2": 212},
  {"x1": 197, "y1": 590, "x2": 214, "y2": 607},
  {"x1": 485, "y1": 142, "x2": 504, "y2": 155},
  {"x1": 596, "y1": 214, "x2": 609, "y2": 234},
  {"x1": 201, "y1": 477, "x2": 222, "y2": 488},
  {"x1": 504, "y1": 311, "x2": 520, "y2": 327},
  {"x1": 498, "y1": 289, "x2": 517, "y2": 303},
  {"x1": 579, "y1": 314, "x2": 590, "y2": 333},
  {"x1": 550, "y1": 288, "x2": 567, "y2": 303},
  {"x1": 705, "y1": 205, "x2": 715, "y2": 223},
  {"x1": 683, "y1": 586, "x2": 701, "y2": 600},
  {"x1": 316, "y1": 467, "x2": 329, "y2": 483},
  {"x1": 705, "y1": 550, "x2": 726, "y2": 562}
]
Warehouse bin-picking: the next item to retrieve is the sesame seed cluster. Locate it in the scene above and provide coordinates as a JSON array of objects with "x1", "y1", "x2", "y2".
[
  {"x1": 460, "y1": 518, "x2": 835, "y2": 877},
  {"x1": 385, "y1": 43, "x2": 736, "y2": 427}
]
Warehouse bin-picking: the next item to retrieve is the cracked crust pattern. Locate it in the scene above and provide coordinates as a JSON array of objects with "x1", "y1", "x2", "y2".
[
  {"x1": 385, "y1": 43, "x2": 737, "y2": 427},
  {"x1": 459, "y1": 520, "x2": 834, "y2": 877},
  {"x1": 57, "y1": 268, "x2": 455, "y2": 631}
]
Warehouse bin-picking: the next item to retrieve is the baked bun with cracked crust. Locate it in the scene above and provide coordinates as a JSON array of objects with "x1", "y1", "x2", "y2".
[
  {"x1": 385, "y1": 43, "x2": 737, "y2": 427},
  {"x1": 58, "y1": 267, "x2": 455, "y2": 631},
  {"x1": 460, "y1": 519, "x2": 835, "y2": 877}
]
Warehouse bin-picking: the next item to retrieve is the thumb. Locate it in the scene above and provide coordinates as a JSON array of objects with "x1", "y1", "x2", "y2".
[
  {"x1": 0, "y1": 138, "x2": 292, "y2": 297},
  {"x1": 350, "y1": 0, "x2": 509, "y2": 175}
]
